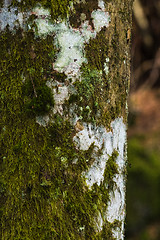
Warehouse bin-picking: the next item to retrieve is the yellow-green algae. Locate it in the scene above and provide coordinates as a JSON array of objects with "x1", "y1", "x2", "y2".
[{"x1": 0, "y1": 0, "x2": 132, "y2": 239}]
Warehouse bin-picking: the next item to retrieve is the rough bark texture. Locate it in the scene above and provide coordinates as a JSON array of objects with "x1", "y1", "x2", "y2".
[{"x1": 0, "y1": 0, "x2": 132, "y2": 239}]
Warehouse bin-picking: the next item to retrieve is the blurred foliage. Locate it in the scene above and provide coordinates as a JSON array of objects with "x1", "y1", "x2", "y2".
[
  {"x1": 126, "y1": 135, "x2": 160, "y2": 239},
  {"x1": 127, "y1": 0, "x2": 160, "y2": 238}
]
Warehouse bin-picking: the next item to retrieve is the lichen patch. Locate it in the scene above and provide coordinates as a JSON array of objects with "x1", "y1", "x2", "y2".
[
  {"x1": 73, "y1": 117, "x2": 126, "y2": 189},
  {"x1": 30, "y1": 3, "x2": 110, "y2": 79},
  {"x1": 91, "y1": 8, "x2": 110, "y2": 32},
  {"x1": 0, "y1": 6, "x2": 26, "y2": 30}
]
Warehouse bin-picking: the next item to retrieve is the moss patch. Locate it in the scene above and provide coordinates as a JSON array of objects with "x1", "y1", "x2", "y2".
[
  {"x1": 104, "y1": 150, "x2": 119, "y2": 190},
  {"x1": 0, "y1": 27, "x2": 121, "y2": 238},
  {"x1": 11, "y1": 0, "x2": 74, "y2": 20},
  {"x1": 22, "y1": 79, "x2": 54, "y2": 116},
  {"x1": 0, "y1": 109, "x2": 119, "y2": 239},
  {"x1": 85, "y1": 27, "x2": 109, "y2": 71},
  {"x1": 68, "y1": 65, "x2": 107, "y2": 122}
]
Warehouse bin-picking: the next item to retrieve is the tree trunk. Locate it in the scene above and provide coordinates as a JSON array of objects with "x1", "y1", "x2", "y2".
[{"x1": 0, "y1": 0, "x2": 132, "y2": 239}]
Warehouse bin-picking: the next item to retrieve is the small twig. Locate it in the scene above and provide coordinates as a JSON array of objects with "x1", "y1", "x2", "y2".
[{"x1": 30, "y1": 77, "x2": 37, "y2": 98}]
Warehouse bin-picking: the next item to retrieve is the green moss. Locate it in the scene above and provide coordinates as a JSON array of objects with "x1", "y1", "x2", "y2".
[
  {"x1": 85, "y1": 27, "x2": 109, "y2": 71},
  {"x1": 0, "y1": 96, "x2": 119, "y2": 239},
  {"x1": 11, "y1": 0, "x2": 74, "y2": 20},
  {"x1": 101, "y1": 222, "x2": 116, "y2": 240},
  {"x1": 65, "y1": 63, "x2": 124, "y2": 129},
  {"x1": 66, "y1": 64, "x2": 107, "y2": 124},
  {"x1": 100, "y1": 219, "x2": 123, "y2": 240},
  {"x1": 23, "y1": 82, "x2": 54, "y2": 116},
  {"x1": 0, "y1": 27, "x2": 56, "y2": 117},
  {"x1": 104, "y1": 150, "x2": 119, "y2": 189},
  {"x1": 73, "y1": 65, "x2": 104, "y2": 120},
  {"x1": 0, "y1": 73, "x2": 118, "y2": 240}
]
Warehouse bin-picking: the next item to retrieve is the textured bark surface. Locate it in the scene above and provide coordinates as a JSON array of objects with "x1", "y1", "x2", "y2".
[{"x1": 0, "y1": 0, "x2": 132, "y2": 239}]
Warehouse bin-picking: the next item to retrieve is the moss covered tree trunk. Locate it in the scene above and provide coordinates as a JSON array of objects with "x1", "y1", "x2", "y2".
[{"x1": 0, "y1": 0, "x2": 132, "y2": 239}]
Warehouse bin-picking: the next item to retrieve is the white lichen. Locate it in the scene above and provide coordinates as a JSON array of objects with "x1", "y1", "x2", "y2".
[
  {"x1": 106, "y1": 120, "x2": 127, "y2": 240},
  {"x1": 91, "y1": 9, "x2": 110, "y2": 32},
  {"x1": 34, "y1": 18, "x2": 54, "y2": 36},
  {"x1": 95, "y1": 211, "x2": 103, "y2": 232},
  {"x1": 0, "y1": 2, "x2": 110, "y2": 78},
  {"x1": 31, "y1": 3, "x2": 110, "y2": 79},
  {"x1": 53, "y1": 85, "x2": 69, "y2": 115},
  {"x1": 29, "y1": 2, "x2": 110, "y2": 119},
  {"x1": 53, "y1": 4, "x2": 110, "y2": 78},
  {"x1": 53, "y1": 22, "x2": 87, "y2": 78},
  {"x1": 0, "y1": 6, "x2": 25, "y2": 30},
  {"x1": 104, "y1": 57, "x2": 110, "y2": 75},
  {"x1": 73, "y1": 117, "x2": 126, "y2": 189},
  {"x1": 32, "y1": 6, "x2": 55, "y2": 36},
  {"x1": 98, "y1": 0, "x2": 106, "y2": 11},
  {"x1": 33, "y1": 6, "x2": 50, "y2": 16},
  {"x1": 36, "y1": 114, "x2": 50, "y2": 127},
  {"x1": 73, "y1": 117, "x2": 127, "y2": 239}
]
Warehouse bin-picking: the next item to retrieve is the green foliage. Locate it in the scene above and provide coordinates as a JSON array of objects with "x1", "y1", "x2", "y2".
[{"x1": 126, "y1": 136, "x2": 160, "y2": 236}]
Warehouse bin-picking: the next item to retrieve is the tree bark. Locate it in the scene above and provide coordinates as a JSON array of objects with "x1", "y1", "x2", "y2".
[{"x1": 0, "y1": 0, "x2": 132, "y2": 239}]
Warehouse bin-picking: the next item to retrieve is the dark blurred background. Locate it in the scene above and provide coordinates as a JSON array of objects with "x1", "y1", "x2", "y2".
[{"x1": 126, "y1": 0, "x2": 160, "y2": 239}]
